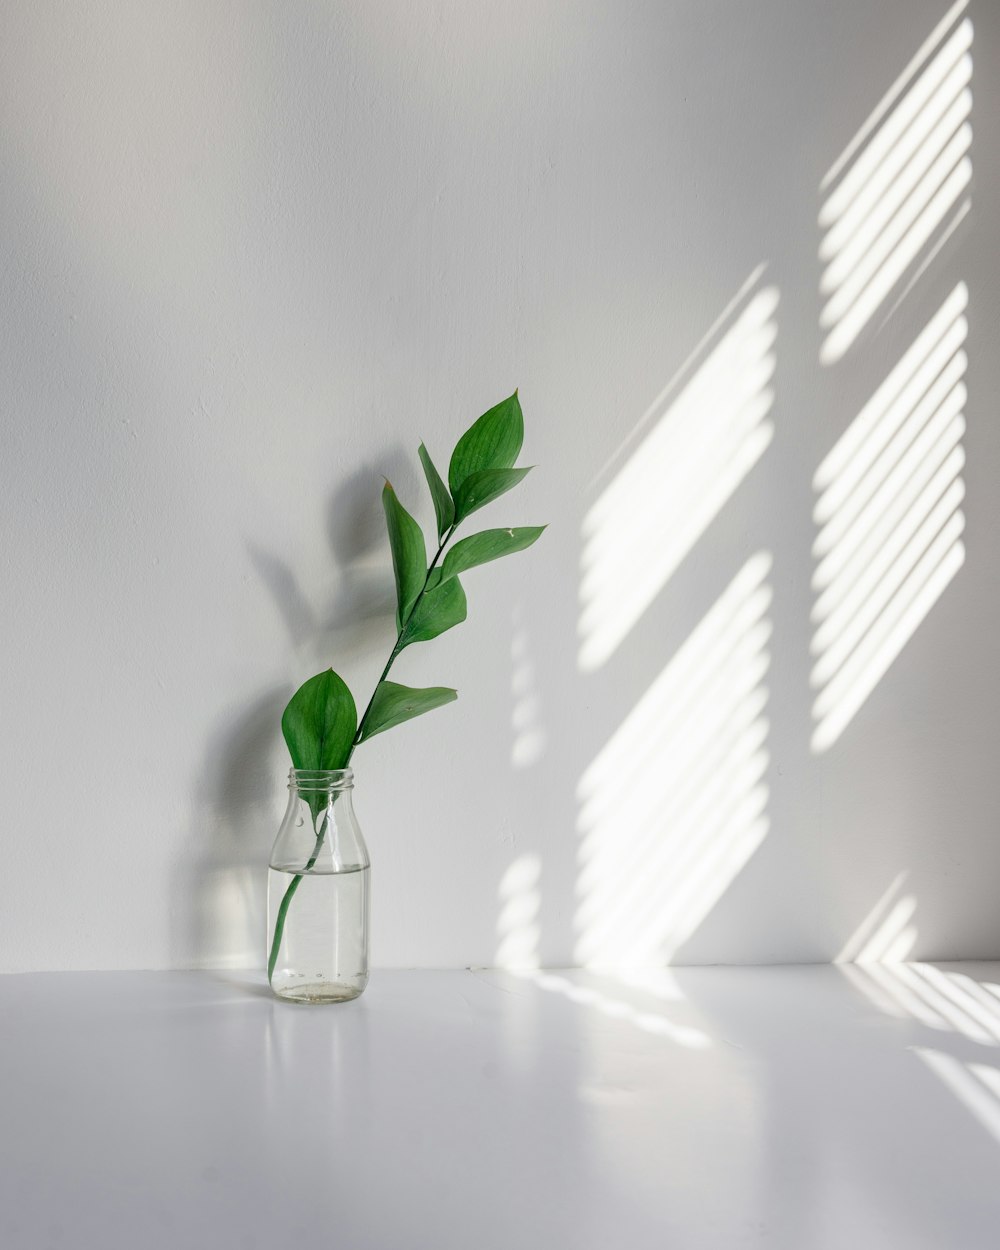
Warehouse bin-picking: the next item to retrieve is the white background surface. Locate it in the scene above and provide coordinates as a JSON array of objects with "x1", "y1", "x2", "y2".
[
  {"x1": 3, "y1": 1, "x2": 1000, "y2": 971},
  {"x1": 4, "y1": 964, "x2": 1000, "y2": 1249}
]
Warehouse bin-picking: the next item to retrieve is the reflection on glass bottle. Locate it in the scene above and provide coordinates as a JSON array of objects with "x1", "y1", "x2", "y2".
[{"x1": 267, "y1": 769, "x2": 370, "y2": 1003}]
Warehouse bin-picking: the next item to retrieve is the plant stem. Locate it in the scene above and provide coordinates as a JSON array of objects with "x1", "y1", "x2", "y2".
[
  {"x1": 267, "y1": 523, "x2": 457, "y2": 985},
  {"x1": 348, "y1": 523, "x2": 455, "y2": 758},
  {"x1": 266, "y1": 828, "x2": 321, "y2": 982}
]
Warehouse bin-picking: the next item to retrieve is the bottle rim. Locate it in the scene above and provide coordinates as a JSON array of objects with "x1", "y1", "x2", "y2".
[{"x1": 288, "y1": 767, "x2": 354, "y2": 792}]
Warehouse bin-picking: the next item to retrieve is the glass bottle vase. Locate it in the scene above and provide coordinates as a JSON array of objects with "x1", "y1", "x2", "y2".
[{"x1": 267, "y1": 768, "x2": 370, "y2": 1003}]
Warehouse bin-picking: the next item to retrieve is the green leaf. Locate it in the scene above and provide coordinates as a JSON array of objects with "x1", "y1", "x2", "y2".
[
  {"x1": 281, "y1": 669, "x2": 358, "y2": 771},
  {"x1": 401, "y1": 573, "x2": 467, "y2": 646},
  {"x1": 358, "y1": 680, "x2": 458, "y2": 742},
  {"x1": 448, "y1": 391, "x2": 523, "y2": 497},
  {"x1": 382, "y1": 481, "x2": 427, "y2": 630},
  {"x1": 440, "y1": 526, "x2": 546, "y2": 582},
  {"x1": 453, "y1": 466, "x2": 533, "y2": 522},
  {"x1": 418, "y1": 443, "x2": 455, "y2": 541}
]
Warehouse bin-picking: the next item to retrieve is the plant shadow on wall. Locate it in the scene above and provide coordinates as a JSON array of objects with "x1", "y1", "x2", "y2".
[
  {"x1": 179, "y1": 394, "x2": 544, "y2": 976},
  {"x1": 248, "y1": 451, "x2": 412, "y2": 660},
  {"x1": 174, "y1": 452, "x2": 408, "y2": 970}
]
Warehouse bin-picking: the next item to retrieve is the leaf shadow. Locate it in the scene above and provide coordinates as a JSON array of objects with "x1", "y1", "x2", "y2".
[
  {"x1": 247, "y1": 449, "x2": 420, "y2": 673},
  {"x1": 246, "y1": 542, "x2": 317, "y2": 647}
]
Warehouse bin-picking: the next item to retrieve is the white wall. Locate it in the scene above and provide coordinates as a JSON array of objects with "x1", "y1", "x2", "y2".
[{"x1": 3, "y1": 0, "x2": 999, "y2": 971}]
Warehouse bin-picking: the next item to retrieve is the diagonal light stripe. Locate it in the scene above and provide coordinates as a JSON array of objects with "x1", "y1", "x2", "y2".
[
  {"x1": 813, "y1": 476, "x2": 964, "y2": 656},
  {"x1": 810, "y1": 288, "x2": 966, "y2": 752},
  {"x1": 821, "y1": 19, "x2": 972, "y2": 227},
  {"x1": 592, "y1": 264, "x2": 768, "y2": 487},
  {"x1": 864, "y1": 963, "x2": 949, "y2": 1026},
  {"x1": 821, "y1": 106, "x2": 971, "y2": 295},
  {"x1": 814, "y1": 513, "x2": 962, "y2": 721},
  {"x1": 812, "y1": 486, "x2": 965, "y2": 688},
  {"x1": 912, "y1": 965, "x2": 1000, "y2": 1042},
  {"x1": 813, "y1": 351, "x2": 966, "y2": 560},
  {"x1": 916, "y1": 1050, "x2": 1000, "y2": 1142},
  {"x1": 814, "y1": 312, "x2": 966, "y2": 526},
  {"x1": 821, "y1": 0, "x2": 969, "y2": 190},
  {"x1": 813, "y1": 540, "x2": 964, "y2": 752},
  {"x1": 820, "y1": 80, "x2": 971, "y2": 266},
  {"x1": 821, "y1": 136, "x2": 971, "y2": 331},
  {"x1": 578, "y1": 280, "x2": 777, "y2": 671},
  {"x1": 822, "y1": 160, "x2": 971, "y2": 365},
  {"x1": 878, "y1": 199, "x2": 970, "y2": 330},
  {"x1": 818, "y1": 14, "x2": 973, "y2": 364},
  {"x1": 575, "y1": 555, "x2": 772, "y2": 965},
  {"x1": 814, "y1": 284, "x2": 967, "y2": 490},
  {"x1": 835, "y1": 872, "x2": 912, "y2": 963}
]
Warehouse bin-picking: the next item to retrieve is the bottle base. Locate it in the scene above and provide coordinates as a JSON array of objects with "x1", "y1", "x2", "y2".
[{"x1": 271, "y1": 977, "x2": 368, "y2": 1004}]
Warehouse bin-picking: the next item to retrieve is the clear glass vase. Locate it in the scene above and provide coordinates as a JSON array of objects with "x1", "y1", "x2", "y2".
[{"x1": 267, "y1": 768, "x2": 370, "y2": 1003}]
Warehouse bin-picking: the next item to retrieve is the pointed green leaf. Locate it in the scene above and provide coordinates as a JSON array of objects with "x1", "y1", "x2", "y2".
[
  {"x1": 281, "y1": 668, "x2": 358, "y2": 771},
  {"x1": 382, "y1": 481, "x2": 427, "y2": 631},
  {"x1": 358, "y1": 680, "x2": 458, "y2": 742},
  {"x1": 439, "y1": 526, "x2": 546, "y2": 582},
  {"x1": 448, "y1": 391, "x2": 523, "y2": 497},
  {"x1": 418, "y1": 443, "x2": 455, "y2": 541},
  {"x1": 453, "y1": 466, "x2": 533, "y2": 522},
  {"x1": 401, "y1": 573, "x2": 467, "y2": 646}
]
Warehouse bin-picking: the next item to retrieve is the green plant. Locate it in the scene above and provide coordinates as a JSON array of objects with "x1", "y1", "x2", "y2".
[{"x1": 268, "y1": 391, "x2": 544, "y2": 980}]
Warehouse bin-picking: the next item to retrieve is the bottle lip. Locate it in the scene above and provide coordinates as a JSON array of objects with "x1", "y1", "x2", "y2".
[{"x1": 289, "y1": 768, "x2": 354, "y2": 792}]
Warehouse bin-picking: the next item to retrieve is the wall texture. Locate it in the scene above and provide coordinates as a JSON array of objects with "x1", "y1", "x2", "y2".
[{"x1": 3, "y1": 0, "x2": 999, "y2": 971}]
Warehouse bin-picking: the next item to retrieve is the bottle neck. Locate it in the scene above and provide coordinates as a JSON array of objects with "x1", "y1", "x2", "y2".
[
  {"x1": 272, "y1": 767, "x2": 368, "y2": 873},
  {"x1": 288, "y1": 768, "x2": 354, "y2": 798}
]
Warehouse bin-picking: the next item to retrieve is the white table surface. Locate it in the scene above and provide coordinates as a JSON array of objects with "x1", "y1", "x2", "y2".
[{"x1": 3, "y1": 963, "x2": 1000, "y2": 1249}]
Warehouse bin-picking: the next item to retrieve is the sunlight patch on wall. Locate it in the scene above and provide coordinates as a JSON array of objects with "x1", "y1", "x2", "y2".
[
  {"x1": 510, "y1": 605, "x2": 547, "y2": 769},
  {"x1": 195, "y1": 863, "x2": 263, "y2": 971},
  {"x1": 578, "y1": 274, "x2": 777, "y2": 671},
  {"x1": 835, "y1": 871, "x2": 917, "y2": 964},
  {"x1": 574, "y1": 554, "x2": 772, "y2": 966},
  {"x1": 819, "y1": 3, "x2": 972, "y2": 364},
  {"x1": 494, "y1": 852, "x2": 542, "y2": 971},
  {"x1": 810, "y1": 285, "x2": 967, "y2": 752}
]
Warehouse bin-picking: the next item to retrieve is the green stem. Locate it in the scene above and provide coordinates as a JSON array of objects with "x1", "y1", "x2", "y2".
[
  {"x1": 267, "y1": 522, "x2": 457, "y2": 985},
  {"x1": 267, "y1": 818, "x2": 324, "y2": 982},
  {"x1": 348, "y1": 522, "x2": 455, "y2": 758}
]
